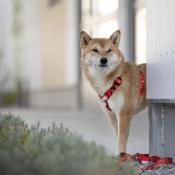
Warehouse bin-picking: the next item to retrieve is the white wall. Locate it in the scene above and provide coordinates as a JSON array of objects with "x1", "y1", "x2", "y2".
[
  {"x1": 0, "y1": 0, "x2": 42, "y2": 92},
  {"x1": 65, "y1": 0, "x2": 80, "y2": 86},
  {"x1": 0, "y1": 0, "x2": 15, "y2": 92},
  {"x1": 147, "y1": 0, "x2": 175, "y2": 99},
  {"x1": 20, "y1": 0, "x2": 42, "y2": 91}
]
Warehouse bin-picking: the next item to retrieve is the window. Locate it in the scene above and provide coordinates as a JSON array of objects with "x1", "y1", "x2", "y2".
[
  {"x1": 48, "y1": 0, "x2": 60, "y2": 7},
  {"x1": 82, "y1": 0, "x2": 119, "y2": 37},
  {"x1": 135, "y1": 0, "x2": 147, "y2": 64},
  {"x1": 93, "y1": 0, "x2": 118, "y2": 15},
  {"x1": 135, "y1": 8, "x2": 147, "y2": 64}
]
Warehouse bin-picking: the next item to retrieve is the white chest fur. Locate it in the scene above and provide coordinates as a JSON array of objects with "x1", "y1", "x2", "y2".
[
  {"x1": 108, "y1": 94, "x2": 124, "y2": 112},
  {"x1": 98, "y1": 93, "x2": 124, "y2": 114},
  {"x1": 90, "y1": 71, "x2": 124, "y2": 113}
]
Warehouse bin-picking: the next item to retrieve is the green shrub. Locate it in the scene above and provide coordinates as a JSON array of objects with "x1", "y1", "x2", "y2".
[
  {"x1": 0, "y1": 91, "x2": 18, "y2": 105},
  {"x1": 0, "y1": 115, "x2": 135, "y2": 175}
]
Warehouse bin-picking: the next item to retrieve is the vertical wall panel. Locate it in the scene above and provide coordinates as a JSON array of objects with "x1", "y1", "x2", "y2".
[
  {"x1": 147, "y1": 0, "x2": 175, "y2": 158},
  {"x1": 147, "y1": 0, "x2": 175, "y2": 99}
]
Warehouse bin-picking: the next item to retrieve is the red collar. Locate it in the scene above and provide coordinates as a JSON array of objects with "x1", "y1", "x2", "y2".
[{"x1": 99, "y1": 71, "x2": 145, "y2": 111}]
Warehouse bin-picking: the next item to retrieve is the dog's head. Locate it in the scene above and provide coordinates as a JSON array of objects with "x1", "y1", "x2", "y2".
[{"x1": 80, "y1": 30, "x2": 124, "y2": 80}]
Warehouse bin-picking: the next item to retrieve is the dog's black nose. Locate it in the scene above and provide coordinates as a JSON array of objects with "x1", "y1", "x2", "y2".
[{"x1": 100, "y1": 57, "x2": 108, "y2": 64}]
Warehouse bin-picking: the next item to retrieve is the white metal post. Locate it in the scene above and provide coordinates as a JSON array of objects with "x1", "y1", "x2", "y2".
[
  {"x1": 118, "y1": 0, "x2": 135, "y2": 62},
  {"x1": 147, "y1": 0, "x2": 175, "y2": 159},
  {"x1": 65, "y1": 0, "x2": 82, "y2": 110}
]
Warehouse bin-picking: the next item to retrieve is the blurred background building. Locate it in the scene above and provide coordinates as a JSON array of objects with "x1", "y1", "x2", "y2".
[
  {"x1": 0, "y1": 0, "x2": 146, "y2": 110},
  {"x1": 0, "y1": 0, "x2": 150, "y2": 154},
  {"x1": 1, "y1": 0, "x2": 175, "y2": 157}
]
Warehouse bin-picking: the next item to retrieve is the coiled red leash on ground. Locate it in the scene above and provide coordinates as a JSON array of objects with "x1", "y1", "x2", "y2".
[{"x1": 120, "y1": 152, "x2": 173, "y2": 172}]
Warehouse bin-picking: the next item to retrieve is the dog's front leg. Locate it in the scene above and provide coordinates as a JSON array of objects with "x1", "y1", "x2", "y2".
[
  {"x1": 105, "y1": 111, "x2": 118, "y2": 130},
  {"x1": 116, "y1": 111, "x2": 132, "y2": 154},
  {"x1": 98, "y1": 98, "x2": 118, "y2": 130}
]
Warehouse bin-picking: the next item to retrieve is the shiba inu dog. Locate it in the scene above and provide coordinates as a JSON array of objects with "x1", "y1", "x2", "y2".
[{"x1": 80, "y1": 30, "x2": 146, "y2": 154}]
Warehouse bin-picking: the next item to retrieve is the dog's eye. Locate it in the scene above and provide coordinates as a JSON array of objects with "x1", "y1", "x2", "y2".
[
  {"x1": 107, "y1": 49, "x2": 112, "y2": 53},
  {"x1": 92, "y1": 48, "x2": 98, "y2": 53}
]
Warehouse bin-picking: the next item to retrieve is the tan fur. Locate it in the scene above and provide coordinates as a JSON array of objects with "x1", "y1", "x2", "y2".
[{"x1": 80, "y1": 30, "x2": 147, "y2": 154}]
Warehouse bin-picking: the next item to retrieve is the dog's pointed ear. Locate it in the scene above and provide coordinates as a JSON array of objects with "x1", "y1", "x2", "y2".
[
  {"x1": 80, "y1": 31, "x2": 92, "y2": 47},
  {"x1": 109, "y1": 30, "x2": 121, "y2": 47}
]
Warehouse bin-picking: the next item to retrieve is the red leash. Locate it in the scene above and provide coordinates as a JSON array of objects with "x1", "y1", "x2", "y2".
[
  {"x1": 139, "y1": 70, "x2": 145, "y2": 95},
  {"x1": 99, "y1": 70, "x2": 145, "y2": 111},
  {"x1": 99, "y1": 77, "x2": 122, "y2": 111},
  {"x1": 120, "y1": 152, "x2": 173, "y2": 172}
]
